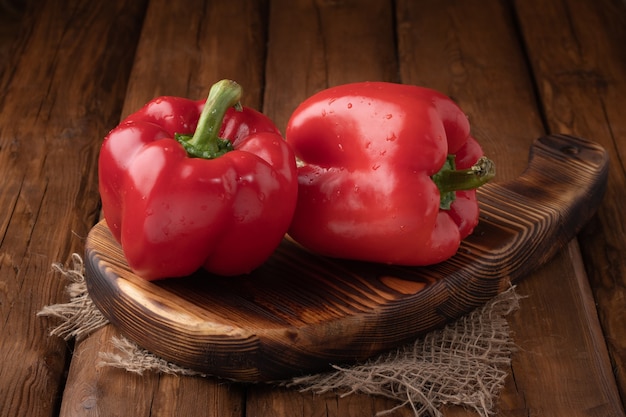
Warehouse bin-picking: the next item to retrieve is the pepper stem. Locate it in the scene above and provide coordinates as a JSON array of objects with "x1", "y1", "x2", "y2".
[
  {"x1": 176, "y1": 79, "x2": 243, "y2": 159},
  {"x1": 432, "y1": 155, "x2": 496, "y2": 209}
]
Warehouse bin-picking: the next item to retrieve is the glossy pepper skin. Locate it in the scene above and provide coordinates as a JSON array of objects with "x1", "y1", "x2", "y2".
[
  {"x1": 99, "y1": 80, "x2": 298, "y2": 280},
  {"x1": 285, "y1": 82, "x2": 494, "y2": 266}
]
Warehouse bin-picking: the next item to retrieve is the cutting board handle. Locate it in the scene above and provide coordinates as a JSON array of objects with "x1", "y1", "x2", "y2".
[{"x1": 464, "y1": 134, "x2": 608, "y2": 283}]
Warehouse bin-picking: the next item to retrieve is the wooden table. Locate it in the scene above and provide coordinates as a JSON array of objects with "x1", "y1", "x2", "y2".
[{"x1": 1, "y1": 0, "x2": 625, "y2": 416}]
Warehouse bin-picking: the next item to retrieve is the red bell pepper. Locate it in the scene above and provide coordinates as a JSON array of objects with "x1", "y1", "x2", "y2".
[
  {"x1": 285, "y1": 81, "x2": 495, "y2": 266},
  {"x1": 98, "y1": 80, "x2": 298, "y2": 280}
]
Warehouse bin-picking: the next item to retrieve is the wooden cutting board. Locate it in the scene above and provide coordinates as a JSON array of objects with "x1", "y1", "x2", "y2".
[{"x1": 84, "y1": 134, "x2": 608, "y2": 382}]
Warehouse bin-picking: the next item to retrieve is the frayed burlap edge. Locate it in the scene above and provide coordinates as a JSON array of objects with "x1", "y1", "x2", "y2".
[
  {"x1": 37, "y1": 254, "x2": 206, "y2": 376},
  {"x1": 100, "y1": 335, "x2": 206, "y2": 377},
  {"x1": 38, "y1": 254, "x2": 522, "y2": 417},
  {"x1": 37, "y1": 253, "x2": 108, "y2": 342}
]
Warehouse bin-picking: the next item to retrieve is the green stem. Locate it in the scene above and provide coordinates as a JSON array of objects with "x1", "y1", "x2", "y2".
[
  {"x1": 176, "y1": 79, "x2": 243, "y2": 159},
  {"x1": 432, "y1": 155, "x2": 496, "y2": 209}
]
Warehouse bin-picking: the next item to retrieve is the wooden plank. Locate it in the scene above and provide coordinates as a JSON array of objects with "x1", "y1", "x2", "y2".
[
  {"x1": 263, "y1": 0, "x2": 398, "y2": 133},
  {"x1": 0, "y1": 1, "x2": 146, "y2": 417},
  {"x1": 120, "y1": 0, "x2": 268, "y2": 116},
  {"x1": 514, "y1": 0, "x2": 626, "y2": 409},
  {"x1": 500, "y1": 246, "x2": 624, "y2": 416},
  {"x1": 397, "y1": 0, "x2": 541, "y2": 178},
  {"x1": 0, "y1": 0, "x2": 28, "y2": 87},
  {"x1": 396, "y1": 0, "x2": 542, "y2": 414},
  {"x1": 253, "y1": 0, "x2": 408, "y2": 414},
  {"x1": 247, "y1": 385, "x2": 415, "y2": 417},
  {"x1": 397, "y1": 0, "x2": 624, "y2": 415},
  {"x1": 58, "y1": 0, "x2": 268, "y2": 415}
]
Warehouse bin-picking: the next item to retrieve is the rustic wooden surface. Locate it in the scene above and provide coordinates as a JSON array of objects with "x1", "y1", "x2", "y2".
[
  {"x1": 1, "y1": 0, "x2": 625, "y2": 416},
  {"x1": 84, "y1": 134, "x2": 608, "y2": 382}
]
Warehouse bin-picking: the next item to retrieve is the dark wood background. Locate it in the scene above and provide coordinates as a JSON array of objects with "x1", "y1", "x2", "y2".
[{"x1": 1, "y1": 0, "x2": 625, "y2": 416}]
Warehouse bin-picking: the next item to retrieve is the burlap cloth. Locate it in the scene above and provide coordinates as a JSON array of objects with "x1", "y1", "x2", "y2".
[{"x1": 39, "y1": 253, "x2": 522, "y2": 417}]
